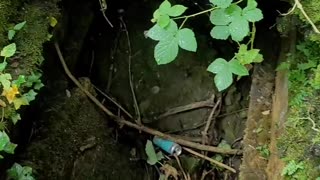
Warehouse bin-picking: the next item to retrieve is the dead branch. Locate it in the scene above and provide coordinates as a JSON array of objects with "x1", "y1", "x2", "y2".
[{"x1": 202, "y1": 97, "x2": 221, "y2": 145}]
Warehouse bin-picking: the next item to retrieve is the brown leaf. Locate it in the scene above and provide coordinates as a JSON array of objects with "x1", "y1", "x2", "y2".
[{"x1": 160, "y1": 164, "x2": 179, "y2": 180}]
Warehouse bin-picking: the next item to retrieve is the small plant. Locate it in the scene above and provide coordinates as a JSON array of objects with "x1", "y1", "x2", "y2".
[
  {"x1": 281, "y1": 160, "x2": 304, "y2": 177},
  {"x1": 146, "y1": 0, "x2": 264, "y2": 91},
  {"x1": 7, "y1": 163, "x2": 35, "y2": 180},
  {"x1": 145, "y1": 140, "x2": 165, "y2": 165},
  {"x1": 256, "y1": 144, "x2": 270, "y2": 159}
]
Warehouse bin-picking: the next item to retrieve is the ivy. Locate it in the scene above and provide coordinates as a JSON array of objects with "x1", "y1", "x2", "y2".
[
  {"x1": 7, "y1": 163, "x2": 35, "y2": 180},
  {"x1": 147, "y1": 0, "x2": 264, "y2": 91}
]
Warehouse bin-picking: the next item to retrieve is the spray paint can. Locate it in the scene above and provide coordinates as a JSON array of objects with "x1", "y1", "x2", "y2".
[{"x1": 153, "y1": 136, "x2": 182, "y2": 156}]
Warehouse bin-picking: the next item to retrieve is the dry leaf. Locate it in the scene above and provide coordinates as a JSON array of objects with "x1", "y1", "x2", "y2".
[
  {"x1": 261, "y1": 110, "x2": 270, "y2": 115},
  {"x1": 160, "y1": 164, "x2": 179, "y2": 180}
]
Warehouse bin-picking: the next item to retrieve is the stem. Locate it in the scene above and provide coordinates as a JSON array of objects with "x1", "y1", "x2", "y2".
[
  {"x1": 173, "y1": 7, "x2": 216, "y2": 20},
  {"x1": 179, "y1": 17, "x2": 189, "y2": 29},
  {"x1": 250, "y1": 23, "x2": 256, "y2": 49}
]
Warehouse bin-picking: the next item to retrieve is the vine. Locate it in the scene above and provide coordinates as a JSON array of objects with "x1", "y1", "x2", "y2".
[{"x1": 146, "y1": 0, "x2": 264, "y2": 91}]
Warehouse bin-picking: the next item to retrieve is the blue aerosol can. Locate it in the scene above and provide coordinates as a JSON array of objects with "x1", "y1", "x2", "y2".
[{"x1": 153, "y1": 136, "x2": 182, "y2": 156}]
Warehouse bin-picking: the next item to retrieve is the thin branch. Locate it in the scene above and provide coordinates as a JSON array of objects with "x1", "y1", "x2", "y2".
[
  {"x1": 174, "y1": 155, "x2": 189, "y2": 180},
  {"x1": 202, "y1": 97, "x2": 221, "y2": 145},
  {"x1": 54, "y1": 42, "x2": 242, "y2": 155},
  {"x1": 92, "y1": 84, "x2": 133, "y2": 119},
  {"x1": 98, "y1": 0, "x2": 113, "y2": 28},
  {"x1": 158, "y1": 96, "x2": 215, "y2": 119},
  {"x1": 119, "y1": 17, "x2": 141, "y2": 125},
  {"x1": 183, "y1": 147, "x2": 237, "y2": 173}
]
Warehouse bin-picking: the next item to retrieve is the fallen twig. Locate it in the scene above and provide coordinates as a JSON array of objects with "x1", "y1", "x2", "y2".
[
  {"x1": 54, "y1": 42, "x2": 242, "y2": 155},
  {"x1": 158, "y1": 95, "x2": 215, "y2": 119},
  {"x1": 202, "y1": 97, "x2": 221, "y2": 145},
  {"x1": 174, "y1": 155, "x2": 189, "y2": 180},
  {"x1": 119, "y1": 17, "x2": 141, "y2": 125},
  {"x1": 299, "y1": 117, "x2": 320, "y2": 133},
  {"x1": 183, "y1": 147, "x2": 236, "y2": 173}
]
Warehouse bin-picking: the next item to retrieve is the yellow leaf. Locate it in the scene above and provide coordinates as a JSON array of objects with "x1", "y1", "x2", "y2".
[
  {"x1": 12, "y1": 97, "x2": 29, "y2": 110},
  {"x1": 2, "y1": 85, "x2": 19, "y2": 104},
  {"x1": 49, "y1": 17, "x2": 58, "y2": 27}
]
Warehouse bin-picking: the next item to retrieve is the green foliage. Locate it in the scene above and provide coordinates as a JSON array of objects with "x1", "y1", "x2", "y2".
[
  {"x1": 147, "y1": 0, "x2": 264, "y2": 91},
  {"x1": 256, "y1": 144, "x2": 270, "y2": 159},
  {"x1": 7, "y1": 163, "x2": 35, "y2": 180},
  {"x1": 145, "y1": 140, "x2": 164, "y2": 165},
  {"x1": 147, "y1": 20, "x2": 197, "y2": 64},
  {"x1": 207, "y1": 58, "x2": 248, "y2": 91},
  {"x1": 1, "y1": 43, "x2": 16, "y2": 58},
  {"x1": 282, "y1": 160, "x2": 304, "y2": 177},
  {"x1": 0, "y1": 131, "x2": 17, "y2": 158},
  {"x1": 8, "y1": 21, "x2": 26, "y2": 40}
]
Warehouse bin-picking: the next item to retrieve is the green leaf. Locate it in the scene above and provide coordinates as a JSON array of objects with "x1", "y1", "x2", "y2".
[
  {"x1": 210, "y1": 0, "x2": 232, "y2": 8},
  {"x1": 145, "y1": 140, "x2": 158, "y2": 165},
  {"x1": 0, "y1": 155, "x2": 3, "y2": 159},
  {"x1": 207, "y1": 58, "x2": 228, "y2": 74},
  {"x1": 34, "y1": 82, "x2": 44, "y2": 90},
  {"x1": 0, "y1": 43, "x2": 16, "y2": 58},
  {"x1": 157, "y1": 14, "x2": 170, "y2": 28},
  {"x1": 0, "y1": 73, "x2": 12, "y2": 91},
  {"x1": 152, "y1": 9, "x2": 161, "y2": 22},
  {"x1": 23, "y1": 90, "x2": 38, "y2": 102},
  {"x1": 235, "y1": 44, "x2": 263, "y2": 64},
  {"x1": 168, "y1": 5, "x2": 187, "y2": 17},
  {"x1": 159, "y1": 0, "x2": 171, "y2": 14},
  {"x1": 3, "y1": 142, "x2": 17, "y2": 154},
  {"x1": 154, "y1": 36, "x2": 179, "y2": 65},
  {"x1": 11, "y1": 113, "x2": 21, "y2": 125},
  {"x1": 243, "y1": 8, "x2": 263, "y2": 22},
  {"x1": 156, "y1": 151, "x2": 165, "y2": 161},
  {"x1": 147, "y1": 20, "x2": 178, "y2": 41},
  {"x1": 177, "y1": 28, "x2": 197, "y2": 52},
  {"x1": 12, "y1": 75, "x2": 26, "y2": 87},
  {"x1": 0, "y1": 131, "x2": 10, "y2": 151},
  {"x1": 229, "y1": 16, "x2": 249, "y2": 41},
  {"x1": 13, "y1": 21, "x2": 26, "y2": 31},
  {"x1": 229, "y1": 59, "x2": 249, "y2": 76},
  {"x1": 210, "y1": 25, "x2": 230, "y2": 40},
  {"x1": 225, "y1": 4, "x2": 242, "y2": 20},
  {"x1": 210, "y1": 9, "x2": 232, "y2": 26},
  {"x1": 247, "y1": 0, "x2": 258, "y2": 9},
  {"x1": 0, "y1": 61, "x2": 7, "y2": 72},
  {"x1": 8, "y1": 30, "x2": 16, "y2": 40},
  {"x1": 13, "y1": 97, "x2": 29, "y2": 110},
  {"x1": 214, "y1": 70, "x2": 233, "y2": 91},
  {"x1": 7, "y1": 163, "x2": 35, "y2": 180}
]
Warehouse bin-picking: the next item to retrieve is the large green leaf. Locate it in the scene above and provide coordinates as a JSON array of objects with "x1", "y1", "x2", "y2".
[
  {"x1": 0, "y1": 43, "x2": 16, "y2": 58},
  {"x1": 207, "y1": 58, "x2": 228, "y2": 74},
  {"x1": 228, "y1": 59, "x2": 249, "y2": 76},
  {"x1": 3, "y1": 142, "x2": 17, "y2": 154},
  {"x1": 154, "y1": 36, "x2": 179, "y2": 65},
  {"x1": 177, "y1": 28, "x2": 197, "y2": 52},
  {"x1": 229, "y1": 15, "x2": 249, "y2": 41},
  {"x1": 225, "y1": 4, "x2": 242, "y2": 21},
  {"x1": 243, "y1": 8, "x2": 263, "y2": 22},
  {"x1": 147, "y1": 20, "x2": 178, "y2": 41},
  {"x1": 214, "y1": 70, "x2": 233, "y2": 91},
  {"x1": 168, "y1": 5, "x2": 187, "y2": 17},
  {"x1": 210, "y1": 9, "x2": 232, "y2": 26},
  {"x1": 0, "y1": 61, "x2": 7, "y2": 72},
  {"x1": 159, "y1": 0, "x2": 171, "y2": 14},
  {"x1": 210, "y1": 0, "x2": 232, "y2": 8},
  {"x1": 210, "y1": 25, "x2": 230, "y2": 40},
  {"x1": 145, "y1": 140, "x2": 158, "y2": 165}
]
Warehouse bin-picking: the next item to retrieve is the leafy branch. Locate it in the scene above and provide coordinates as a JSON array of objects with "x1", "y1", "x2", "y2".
[{"x1": 146, "y1": 0, "x2": 264, "y2": 91}]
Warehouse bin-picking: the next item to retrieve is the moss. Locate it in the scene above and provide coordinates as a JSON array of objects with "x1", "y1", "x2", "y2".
[
  {"x1": 14, "y1": 1, "x2": 60, "y2": 73},
  {"x1": 0, "y1": 0, "x2": 20, "y2": 47},
  {"x1": 278, "y1": 40, "x2": 320, "y2": 179}
]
